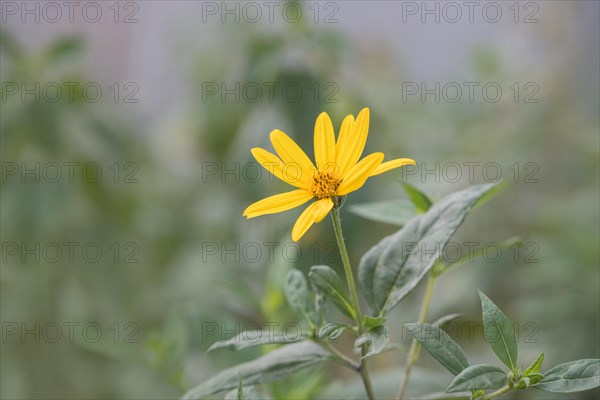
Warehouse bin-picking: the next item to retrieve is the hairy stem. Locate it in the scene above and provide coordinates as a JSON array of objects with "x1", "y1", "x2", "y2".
[
  {"x1": 395, "y1": 273, "x2": 438, "y2": 400},
  {"x1": 331, "y1": 209, "x2": 375, "y2": 400}
]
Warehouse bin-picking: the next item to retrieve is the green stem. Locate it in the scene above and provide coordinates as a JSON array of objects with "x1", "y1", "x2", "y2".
[
  {"x1": 331, "y1": 209, "x2": 363, "y2": 331},
  {"x1": 331, "y1": 209, "x2": 375, "y2": 400},
  {"x1": 395, "y1": 273, "x2": 438, "y2": 400},
  {"x1": 482, "y1": 385, "x2": 512, "y2": 400},
  {"x1": 360, "y1": 353, "x2": 375, "y2": 400}
]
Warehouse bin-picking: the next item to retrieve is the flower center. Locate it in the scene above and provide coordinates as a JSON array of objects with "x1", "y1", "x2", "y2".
[{"x1": 310, "y1": 172, "x2": 340, "y2": 199}]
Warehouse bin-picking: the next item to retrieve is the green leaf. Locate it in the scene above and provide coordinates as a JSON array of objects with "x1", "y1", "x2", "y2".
[
  {"x1": 181, "y1": 341, "x2": 331, "y2": 399},
  {"x1": 478, "y1": 291, "x2": 518, "y2": 369},
  {"x1": 308, "y1": 265, "x2": 355, "y2": 320},
  {"x1": 401, "y1": 182, "x2": 432, "y2": 213},
  {"x1": 535, "y1": 359, "x2": 600, "y2": 393},
  {"x1": 524, "y1": 353, "x2": 544, "y2": 376},
  {"x1": 348, "y1": 199, "x2": 416, "y2": 226},
  {"x1": 446, "y1": 365, "x2": 507, "y2": 392},
  {"x1": 514, "y1": 353, "x2": 546, "y2": 388},
  {"x1": 473, "y1": 180, "x2": 507, "y2": 209},
  {"x1": 318, "y1": 322, "x2": 346, "y2": 341},
  {"x1": 407, "y1": 323, "x2": 469, "y2": 376},
  {"x1": 516, "y1": 374, "x2": 544, "y2": 389},
  {"x1": 359, "y1": 182, "x2": 501, "y2": 316},
  {"x1": 208, "y1": 331, "x2": 301, "y2": 352},
  {"x1": 355, "y1": 325, "x2": 389, "y2": 359},
  {"x1": 284, "y1": 270, "x2": 315, "y2": 324},
  {"x1": 364, "y1": 315, "x2": 387, "y2": 330}
]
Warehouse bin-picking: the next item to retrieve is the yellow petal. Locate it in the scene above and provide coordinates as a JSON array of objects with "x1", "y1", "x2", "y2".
[
  {"x1": 370, "y1": 158, "x2": 417, "y2": 177},
  {"x1": 334, "y1": 114, "x2": 355, "y2": 176},
  {"x1": 336, "y1": 152, "x2": 384, "y2": 196},
  {"x1": 243, "y1": 189, "x2": 313, "y2": 219},
  {"x1": 314, "y1": 112, "x2": 336, "y2": 172},
  {"x1": 313, "y1": 197, "x2": 334, "y2": 223},
  {"x1": 251, "y1": 148, "x2": 308, "y2": 189},
  {"x1": 270, "y1": 129, "x2": 316, "y2": 185},
  {"x1": 335, "y1": 108, "x2": 370, "y2": 177},
  {"x1": 291, "y1": 198, "x2": 334, "y2": 241}
]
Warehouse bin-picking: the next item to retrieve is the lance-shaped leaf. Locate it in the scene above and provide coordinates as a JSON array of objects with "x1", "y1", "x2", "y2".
[
  {"x1": 535, "y1": 359, "x2": 600, "y2": 393},
  {"x1": 479, "y1": 291, "x2": 518, "y2": 369},
  {"x1": 208, "y1": 331, "x2": 301, "y2": 352},
  {"x1": 401, "y1": 182, "x2": 432, "y2": 213},
  {"x1": 359, "y1": 182, "x2": 501, "y2": 316},
  {"x1": 348, "y1": 199, "x2": 416, "y2": 226},
  {"x1": 284, "y1": 270, "x2": 315, "y2": 323},
  {"x1": 181, "y1": 341, "x2": 331, "y2": 399},
  {"x1": 524, "y1": 353, "x2": 544, "y2": 376},
  {"x1": 308, "y1": 265, "x2": 355, "y2": 319},
  {"x1": 446, "y1": 364, "x2": 507, "y2": 392},
  {"x1": 407, "y1": 323, "x2": 469, "y2": 376}
]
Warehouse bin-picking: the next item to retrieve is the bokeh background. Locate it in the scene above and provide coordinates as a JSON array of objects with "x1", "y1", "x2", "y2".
[{"x1": 1, "y1": 1, "x2": 598, "y2": 399}]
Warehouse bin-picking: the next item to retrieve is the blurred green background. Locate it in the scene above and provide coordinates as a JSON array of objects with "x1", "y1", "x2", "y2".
[{"x1": 1, "y1": 1, "x2": 598, "y2": 399}]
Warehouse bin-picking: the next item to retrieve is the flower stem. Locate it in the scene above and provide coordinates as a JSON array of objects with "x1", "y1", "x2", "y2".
[
  {"x1": 331, "y1": 209, "x2": 375, "y2": 400},
  {"x1": 395, "y1": 273, "x2": 438, "y2": 400},
  {"x1": 331, "y1": 209, "x2": 363, "y2": 331}
]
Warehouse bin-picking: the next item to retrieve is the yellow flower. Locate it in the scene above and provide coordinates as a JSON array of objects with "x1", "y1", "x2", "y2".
[{"x1": 243, "y1": 108, "x2": 416, "y2": 241}]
